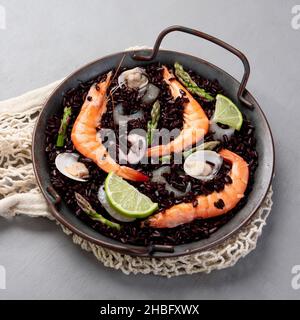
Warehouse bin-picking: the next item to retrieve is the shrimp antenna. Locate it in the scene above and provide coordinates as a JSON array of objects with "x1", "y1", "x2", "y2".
[
  {"x1": 107, "y1": 53, "x2": 126, "y2": 130},
  {"x1": 107, "y1": 53, "x2": 127, "y2": 101},
  {"x1": 110, "y1": 53, "x2": 127, "y2": 86}
]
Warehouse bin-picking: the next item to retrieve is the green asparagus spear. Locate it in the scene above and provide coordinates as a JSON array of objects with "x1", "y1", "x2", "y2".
[
  {"x1": 160, "y1": 141, "x2": 220, "y2": 164},
  {"x1": 147, "y1": 100, "x2": 161, "y2": 145},
  {"x1": 174, "y1": 62, "x2": 215, "y2": 101},
  {"x1": 75, "y1": 192, "x2": 121, "y2": 230},
  {"x1": 160, "y1": 154, "x2": 172, "y2": 164},
  {"x1": 182, "y1": 141, "x2": 220, "y2": 158},
  {"x1": 56, "y1": 107, "x2": 72, "y2": 147}
]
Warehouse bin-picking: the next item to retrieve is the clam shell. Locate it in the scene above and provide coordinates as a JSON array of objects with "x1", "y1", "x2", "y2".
[
  {"x1": 55, "y1": 153, "x2": 88, "y2": 182},
  {"x1": 184, "y1": 150, "x2": 223, "y2": 181},
  {"x1": 118, "y1": 67, "x2": 149, "y2": 90}
]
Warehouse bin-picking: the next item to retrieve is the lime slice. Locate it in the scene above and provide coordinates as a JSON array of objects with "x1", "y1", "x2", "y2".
[
  {"x1": 105, "y1": 172, "x2": 158, "y2": 218},
  {"x1": 212, "y1": 94, "x2": 243, "y2": 131}
]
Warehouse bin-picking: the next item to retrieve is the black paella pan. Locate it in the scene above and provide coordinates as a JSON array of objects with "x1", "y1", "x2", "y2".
[{"x1": 32, "y1": 26, "x2": 275, "y2": 257}]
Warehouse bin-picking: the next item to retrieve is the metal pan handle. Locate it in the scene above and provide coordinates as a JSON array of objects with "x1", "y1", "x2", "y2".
[
  {"x1": 132, "y1": 25, "x2": 253, "y2": 108},
  {"x1": 47, "y1": 185, "x2": 61, "y2": 205},
  {"x1": 125, "y1": 244, "x2": 175, "y2": 256}
]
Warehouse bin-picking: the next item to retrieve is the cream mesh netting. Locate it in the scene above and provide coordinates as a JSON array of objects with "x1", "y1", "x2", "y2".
[{"x1": 0, "y1": 65, "x2": 273, "y2": 278}]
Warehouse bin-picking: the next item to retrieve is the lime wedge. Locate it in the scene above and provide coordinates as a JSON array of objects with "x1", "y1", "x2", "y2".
[
  {"x1": 105, "y1": 172, "x2": 158, "y2": 218},
  {"x1": 212, "y1": 94, "x2": 243, "y2": 131}
]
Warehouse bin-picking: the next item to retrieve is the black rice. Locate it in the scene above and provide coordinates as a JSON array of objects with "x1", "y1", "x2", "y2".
[{"x1": 45, "y1": 63, "x2": 258, "y2": 246}]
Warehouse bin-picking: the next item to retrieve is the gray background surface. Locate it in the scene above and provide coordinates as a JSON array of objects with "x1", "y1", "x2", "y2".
[{"x1": 0, "y1": 0, "x2": 299, "y2": 300}]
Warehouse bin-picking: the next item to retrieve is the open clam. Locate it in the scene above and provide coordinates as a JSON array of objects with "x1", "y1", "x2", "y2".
[
  {"x1": 55, "y1": 153, "x2": 89, "y2": 182},
  {"x1": 118, "y1": 67, "x2": 160, "y2": 104},
  {"x1": 118, "y1": 67, "x2": 148, "y2": 92},
  {"x1": 184, "y1": 150, "x2": 223, "y2": 181}
]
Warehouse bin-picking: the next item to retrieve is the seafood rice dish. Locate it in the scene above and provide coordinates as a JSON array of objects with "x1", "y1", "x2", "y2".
[{"x1": 45, "y1": 61, "x2": 258, "y2": 246}]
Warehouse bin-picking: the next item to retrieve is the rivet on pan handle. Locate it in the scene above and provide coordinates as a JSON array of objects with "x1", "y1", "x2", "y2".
[
  {"x1": 46, "y1": 185, "x2": 61, "y2": 206},
  {"x1": 132, "y1": 25, "x2": 253, "y2": 109}
]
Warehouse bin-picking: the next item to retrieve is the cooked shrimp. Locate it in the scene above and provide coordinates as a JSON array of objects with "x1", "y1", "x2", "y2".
[
  {"x1": 147, "y1": 66, "x2": 209, "y2": 158},
  {"x1": 71, "y1": 72, "x2": 149, "y2": 182},
  {"x1": 147, "y1": 149, "x2": 249, "y2": 228}
]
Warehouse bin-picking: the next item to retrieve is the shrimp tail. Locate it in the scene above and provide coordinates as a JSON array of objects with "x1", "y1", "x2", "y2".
[{"x1": 117, "y1": 166, "x2": 149, "y2": 182}]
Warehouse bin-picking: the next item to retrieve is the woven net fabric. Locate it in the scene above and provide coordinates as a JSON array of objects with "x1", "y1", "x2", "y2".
[{"x1": 0, "y1": 63, "x2": 273, "y2": 278}]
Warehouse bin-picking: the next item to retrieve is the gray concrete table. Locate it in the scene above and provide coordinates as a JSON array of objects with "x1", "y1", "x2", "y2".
[{"x1": 0, "y1": 0, "x2": 299, "y2": 299}]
